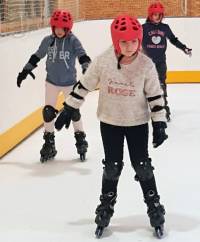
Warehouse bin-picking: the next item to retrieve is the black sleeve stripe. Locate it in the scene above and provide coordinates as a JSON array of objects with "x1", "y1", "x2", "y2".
[
  {"x1": 78, "y1": 82, "x2": 88, "y2": 91},
  {"x1": 73, "y1": 81, "x2": 89, "y2": 91},
  {"x1": 70, "y1": 92, "x2": 84, "y2": 100},
  {"x1": 28, "y1": 54, "x2": 40, "y2": 67},
  {"x1": 147, "y1": 95, "x2": 162, "y2": 102},
  {"x1": 151, "y1": 105, "x2": 164, "y2": 112}
]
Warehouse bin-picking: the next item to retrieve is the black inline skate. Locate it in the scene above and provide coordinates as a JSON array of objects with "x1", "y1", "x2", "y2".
[
  {"x1": 95, "y1": 192, "x2": 117, "y2": 238},
  {"x1": 146, "y1": 195, "x2": 165, "y2": 239},
  {"x1": 74, "y1": 131, "x2": 88, "y2": 161},
  {"x1": 40, "y1": 132, "x2": 57, "y2": 163}
]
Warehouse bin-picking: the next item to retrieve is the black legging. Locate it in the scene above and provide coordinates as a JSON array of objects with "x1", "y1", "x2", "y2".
[
  {"x1": 100, "y1": 122, "x2": 159, "y2": 201},
  {"x1": 155, "y1": 62, "x2": 168, "y2": 102},
  {"x1": 155, "y1": 62, "x2": 167, "y2": 84}
]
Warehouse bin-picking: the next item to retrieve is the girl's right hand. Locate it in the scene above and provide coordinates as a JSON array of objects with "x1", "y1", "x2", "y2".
[{"x1": 17, "y1": 69, "x2": 35, "y2": 88}]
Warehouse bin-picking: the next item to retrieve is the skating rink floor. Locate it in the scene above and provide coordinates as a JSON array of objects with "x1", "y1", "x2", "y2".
[{"x1": 1, "y1": 84, "x2": 200, "y2": 242}]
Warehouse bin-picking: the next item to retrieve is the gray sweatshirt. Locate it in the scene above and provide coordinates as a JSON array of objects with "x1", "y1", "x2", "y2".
[
  {"x1": 25, "y1": 33, "x2": 87, "y2": 86},
  {"x1": 66, "y1": 47, "x2": 166, "y2": 126}
]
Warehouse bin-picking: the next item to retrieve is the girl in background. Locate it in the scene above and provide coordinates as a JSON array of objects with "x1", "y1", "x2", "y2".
[
  {"x1": 142, "y1": 2, "x2": 192, "y2": 121},
  {"x1": 17, "y1": 10, "x2": 91, "y2": 162}
]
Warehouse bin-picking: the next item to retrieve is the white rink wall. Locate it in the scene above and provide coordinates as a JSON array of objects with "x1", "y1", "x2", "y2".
[{"x1": 0, "y1": 17, "x2": 199, "y2": 133}]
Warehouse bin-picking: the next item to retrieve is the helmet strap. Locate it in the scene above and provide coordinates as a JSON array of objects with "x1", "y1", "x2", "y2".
[
  {"x1": 117, "y1": 54, "x2": 124, "y2": 69},
  {"x1": 64, "y1": 28, "x2": 70, "y2": 35},
  {"x1": 117, "y1": 51, "x2": 139, "y2": 69}
]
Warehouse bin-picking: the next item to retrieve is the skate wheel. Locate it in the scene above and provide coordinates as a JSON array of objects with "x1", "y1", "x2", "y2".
[
  {"x1": 95, "y1": 226, "x2": 104, "y2": 238},
  {"x1": 155, "y1": 225, "x2": 164, "y2": 239},
  {"x1": 80, "y1": 153, "x2": 86, "y2": 161},
  {"x1": 40, "y1": 151, "x2": 57, "y2": 163},
  {"x1": 40, "y1": 157, "x2": 48, "y2": 163},
  {"x1": 40, "y1": 155, "x2": 53, "y2": 163}
]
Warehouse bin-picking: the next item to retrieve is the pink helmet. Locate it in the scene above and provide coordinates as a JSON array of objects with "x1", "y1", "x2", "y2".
[
  {"x1": 50, "y1": 10, "x2": 73, "y2": 33},
  {"x1": 111, "y1": 15, "x2": 143, "y2": 54}
]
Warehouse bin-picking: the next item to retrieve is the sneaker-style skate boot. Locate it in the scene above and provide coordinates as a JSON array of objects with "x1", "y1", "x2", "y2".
[
  {"x1": 40, "y1": 132, "x2": 57, "y2": 163},
  {"x1": 146, "y1": 194, "x2": 165, "y2": 239},
  {"x1": 74, "y1": 131, "x2": 88, "y2": 161},
  {"x1": 95, "y1": 192, "x2": 117, "y2": 238}
]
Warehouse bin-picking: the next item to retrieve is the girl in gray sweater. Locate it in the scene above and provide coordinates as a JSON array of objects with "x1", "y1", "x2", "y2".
[{"x1": 17, "y1": 10, "x2": 91, "y2": 162}]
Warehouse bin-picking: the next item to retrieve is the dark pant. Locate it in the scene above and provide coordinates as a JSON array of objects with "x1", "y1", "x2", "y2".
[
  {"x1": 155, "y1": 62, "x2": 167, "y2": 98},
  {"x1": 100, "y1": 122, "x2": 159, "y2": 201},
  {"x1": 155, "y1": 62, "x2": 170, "y2": 117},
  {"x1": 155, "y1": 62, "x2": 167, "y2": 84}
]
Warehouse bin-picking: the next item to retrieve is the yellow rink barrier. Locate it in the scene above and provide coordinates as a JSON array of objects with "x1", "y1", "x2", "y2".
[
  {"x1": 0, "y1": 71, "x2": 200, "y2": 158},
  {"x1": 166, "y1": 71, "x2": 200, "y2": 83}
]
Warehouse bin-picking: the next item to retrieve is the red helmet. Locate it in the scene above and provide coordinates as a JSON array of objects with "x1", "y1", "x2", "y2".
[
  {"x1": 50, "y1": 10, "x2": 73, "y2": 33},
  {"x1": 111, "y1": 15, "x2": 143, "y2": 54},
  {"x1": 148, "y1": 2, "x2": 165, "y2": 20}
]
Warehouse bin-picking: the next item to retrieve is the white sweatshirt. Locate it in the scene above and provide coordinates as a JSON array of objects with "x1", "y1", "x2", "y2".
[{"x1": 66, "y1": 46, "x2": 166, "y2": 126}]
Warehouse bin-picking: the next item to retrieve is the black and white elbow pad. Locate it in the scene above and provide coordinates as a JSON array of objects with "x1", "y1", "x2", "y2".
[
  {"x1": 70, "y1": 81, "x2": 89, "y2": 100},
  {"x1": 147, "y1": 95, "x2": 165, "y2": 112},
  {"x1": 28, "y1": 54, "x2": 40, "y2": 68}
]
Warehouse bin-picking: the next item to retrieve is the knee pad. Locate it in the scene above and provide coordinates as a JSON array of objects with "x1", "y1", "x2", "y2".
[
  {"x1": 103, "y1": 160, "x2": 124, "y2": 181},
  {"x1": 42, "y1": 105, "x2": 58, "y2": 122},
  {"x1": 134, "y1": 158, "x2": 154, "y2": 182},
  {"x1": 71, "y1": 108, "x2": 81, "y2": 122}
]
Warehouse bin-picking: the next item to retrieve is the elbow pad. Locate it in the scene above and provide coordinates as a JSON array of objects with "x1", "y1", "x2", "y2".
[{"x1": 28, "y1": 54, "x2": 40, "y2": 67}]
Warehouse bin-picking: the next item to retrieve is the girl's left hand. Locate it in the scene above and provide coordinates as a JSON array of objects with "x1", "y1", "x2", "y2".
[{"x1": 184, "y1": 47, "x2": 192, "y2": 57}]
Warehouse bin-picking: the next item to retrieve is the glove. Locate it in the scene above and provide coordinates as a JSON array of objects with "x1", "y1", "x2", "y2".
[
  {"x1": 82, "y1": 62, "x2": 90, "y2": 74},
  {"x1": 55, "y1": 102, "x2": 81, "y2": 131},
  {"x1": 184, "y1": 47, "x2": 192, "y2": 56},
  {"x1": 152, "y1": 121, "x2": 168, "y2": 148},
  {"x1": 79, "y1": 55, "x2": 91, "y2": 74},
  {"x1": 17, "y1": 69, "x2": 35, "y2": 87}
]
